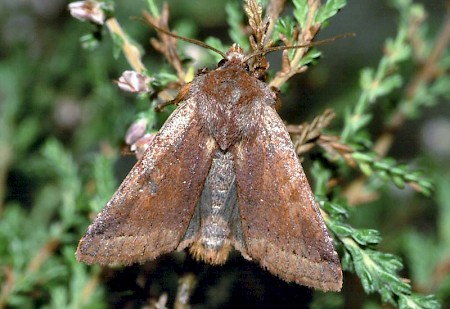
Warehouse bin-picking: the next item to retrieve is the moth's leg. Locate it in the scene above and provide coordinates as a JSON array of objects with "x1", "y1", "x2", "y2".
[
  {"x1": 270, "y1": 86, "x2": 282, "y2": 111},
  {"x1": 154, "y1": 83, "x2": 192, "y2": 112}
]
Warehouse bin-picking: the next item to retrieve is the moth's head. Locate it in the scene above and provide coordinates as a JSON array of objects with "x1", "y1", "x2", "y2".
[
  {"x1": 217, "y1": 43, "x2": 250, "y2": 72},
  {"x1": 225, "y1": 44, "x2": 245, "y2": 62}
]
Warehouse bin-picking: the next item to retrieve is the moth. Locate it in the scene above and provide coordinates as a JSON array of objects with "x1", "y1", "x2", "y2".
[{"x1": 76, "y1": 24, "x2": 343, "y2": 292}]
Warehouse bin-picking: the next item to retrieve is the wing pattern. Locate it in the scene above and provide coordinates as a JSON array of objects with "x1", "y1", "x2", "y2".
[
  {"x1": 232, "y1": 104, "x2": 342, "y2": 291},
  {"x1": 77, "y1": 98, "x2": 217, "y2": 265}
]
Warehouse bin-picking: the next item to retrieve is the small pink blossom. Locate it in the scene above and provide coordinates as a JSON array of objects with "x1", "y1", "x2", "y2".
[
  {"x1": 125, "y1": 118, "x2": 148, "y2": 145},
  {"x1": 68, "y1": 1, "x2": 105, "y2": 25},
  {"x1": 117, "y1": 70, "x2": 152, "y2": 93}
]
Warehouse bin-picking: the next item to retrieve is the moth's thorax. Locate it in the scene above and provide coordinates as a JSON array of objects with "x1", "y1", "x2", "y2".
[{"x1": 195, "y1": 58, "x2": 276, "y2": 150}]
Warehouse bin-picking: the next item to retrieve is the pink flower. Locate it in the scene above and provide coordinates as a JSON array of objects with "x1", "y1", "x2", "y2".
[
  {"x1": 117, "y1": 70, "x2": 152, "y2": 93},
  {"x1": 68, "y1": 1, "x2": 105, "y2": 25},
  {"x1": 125, "y1": 118, "x2": 148, "y2": 145}
]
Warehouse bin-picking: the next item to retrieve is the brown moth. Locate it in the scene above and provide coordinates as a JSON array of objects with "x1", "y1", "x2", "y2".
[{"x1": 76, "y1": 39, "x2": 343, "y2": 291}]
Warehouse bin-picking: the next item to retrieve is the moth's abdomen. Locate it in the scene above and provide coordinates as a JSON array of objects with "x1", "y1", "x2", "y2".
[{"x1": 185, "y1": 150, "x2": 244, "y2": 264}]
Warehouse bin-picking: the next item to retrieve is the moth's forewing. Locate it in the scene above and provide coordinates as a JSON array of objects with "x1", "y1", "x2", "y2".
[
  {"x1": 76, "y1": 98, "x2": 218, "y2": 265},
  {"x1": 232, "y1": 104, "x2": 342, "y2": 292}
]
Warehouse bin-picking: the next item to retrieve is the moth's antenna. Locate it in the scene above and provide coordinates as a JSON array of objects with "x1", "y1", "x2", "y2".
[
  {"x1": 143, "y1": 12, "x2": 227, "y2": 59},
  {"x1": 243, "y1": 32, "x2": 355, "y2": 62}
]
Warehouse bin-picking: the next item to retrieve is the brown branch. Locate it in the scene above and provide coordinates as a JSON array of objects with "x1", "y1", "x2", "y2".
[
  {"x1": 264, "y1": 0, "x2": 287, "y2": 45},
  {"x1": 26, "y1": 239, "x2": 60, "y2": 273},
  {"x1": 105, "y1": 18, "x2": 145, "y2": 73},
  {"x1": 289, "y1": 109, "x2": 355, "y2": 168},
  {"x1": 288, "y1": 108, "x2": 336, "y2": 155},
  {"x1": 245, "y1": 0, "x2": 287, "y2": 51},
  {"x1": 0, "y1": 267, "x2": 14, "y2": 309},
  {"x1": 406, "y1": 7, "x2": 427, "y2": 63},
  {"x1": 270, "y1": 0, "x2": 321, "y2": 89},
  {"x1": 245, "y1": 0, "x2": 265, "y2": 51},
  {"x1": 144, "y1": 5, "x2": 186, "y2": 82}
]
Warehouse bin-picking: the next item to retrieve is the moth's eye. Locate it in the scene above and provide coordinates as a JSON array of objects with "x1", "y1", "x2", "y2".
[
  {"x1": 218, "y1": 59, "x2": 227, "y2": 67},
  {"x1": 243, "y1": 63, "x2": 250, "y2": 71}
]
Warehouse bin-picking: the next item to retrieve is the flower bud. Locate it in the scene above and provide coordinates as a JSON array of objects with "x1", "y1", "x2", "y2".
[
  {"x1": 68, "y1": 1, "x2": 105, "y2": 25},
  {"x1": 117, "y1": 71, "x2": 152, "y2": 93},
  {"x1": 125, "y1": 118, "x2": 148, "y2": 145}
]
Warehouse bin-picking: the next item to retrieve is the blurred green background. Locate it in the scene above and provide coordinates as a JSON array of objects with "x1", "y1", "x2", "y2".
[{"x1": 1, "y1": 0, "x2": 449, "y2": 308}]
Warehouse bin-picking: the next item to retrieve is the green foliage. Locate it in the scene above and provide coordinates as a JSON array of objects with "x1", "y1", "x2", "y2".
[
  {"x1": 314, "y1": 0, "x2": 346, "y2": 25},
  {"x1": 204, "y1": 37, "x2": 227, "y2": 62},
  {"x1": 89, "y1": 154, "x2": 117, "y2": 212},
  {"x1": 351, "y1": 151, "x2": 433, "y2": 196},
  {"x1": 315, "y1": 162, "x2": 437, "y2": 307},
  {"x1": 332, "y1": 222, "x2": 436, "y2": 308},
  {"x1": 0, "y1": 140, "x2": 103, "y2": 308},
  {"x1": 226, "y1": 0, "x2": 250, "y2": 51},
  {"x1": 293, "y1": 0, "x2": 309, "y2": 29},
  {"x1": 1, "y1": 0, "x2": 448, "y2": 308},
  {"x1": 293, "y1": 0, "x2": 345, "y2": 28},
  {"x1": 146, "y1": 0, "x2": 160, "y2": 17},
  {"x1": 341, "y1": 7, "x2": 411, "y2": 142}
]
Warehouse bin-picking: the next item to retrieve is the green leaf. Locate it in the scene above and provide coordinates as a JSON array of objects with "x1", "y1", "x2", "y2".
[
  {"x1": 293, "y1": 0, "x2": 308, "y2": 29},
  {"x1": 371, "y1": 75, "x2": 403, "y2": 99},
  {"x1": 152, "y1": 71, "x2": 179, "y2": 88},
  {"x1": 89, "y1": 154, "x2": 116, "y2": 212},
  {"x1": 315, "y1": 0, "x2": 347, "y2": 25},
  {"x1": 352, "y1": 151, "x2": 374, "y2": 163},
  {"x1": 298, "y1": 48, "x2": 322, "y2": 67},
  {"x1": 385, "y1": 36, "x2": 411, "y2": 63},
  {"x1": 275, "y1": 17, "x2": 296, "y2": 42},
  {"x1": 330, "y1": 221, "x2": 353, "y2": 237},
  {"x1": 343, "y1": 237, "x2": 411, "y2": 305},
  {"x1": 110, "y1": 32, "x2": 124, "y2": 60},
  {"x1": 352, "y1": 229, "x2": 382, "y2": 246},
  {"x1": 351, "y1": 151, "x2": 434, "y2": 195},
  {"x1": 205, "y1": 37, "x2": 227, "y2": 62},
  {"x1": 80, "y1": 33, "x2": 100, "y2": 51},
  {"x1": 392, "y1": 175, "x2": 406, "y2": 188},
  {"x1": 359, "y1": 162, "x2": 373, "y2": 176},
  {"x1": 146, "y1": 0, "x2": 160, "y2": 17},
  {"x1": 360, "y1": 67, "x2": 375, "y2": 90},
  {"x1": 320, "y1": 199, "x2": 349, "y2": 218},
  {"x1": 398, "y1": 294, "x2": 441, "y2": 309}
]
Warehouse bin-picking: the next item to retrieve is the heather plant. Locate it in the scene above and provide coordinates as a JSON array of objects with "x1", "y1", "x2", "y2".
[{"x1": 1, "y1": 0, "x2": 448, "y2": 308}]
